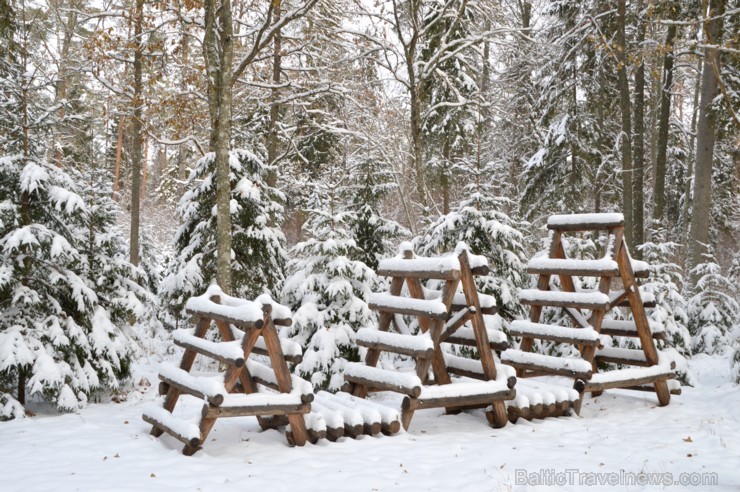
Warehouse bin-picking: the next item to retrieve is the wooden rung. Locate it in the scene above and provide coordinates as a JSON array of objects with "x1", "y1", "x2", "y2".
[
  {"x1": 172, "y1": 330, "x2": 244, "y2": 367},
  {"x1": 409, "y1": 381, "x2": 515, "y2": 409},
  {"x1": 204, "y1": 400, "x2": 310, "y2": 419},
  {"x1": 600, "y1": 319, "x2": 666, "y2": 340},
  {"x1": 595, "y1": 347, "x2": 650, "y2": 367},
  {"x1": 355, "y1": 329, "x2": 434, "y2": 359},
  {"x1": 142, "y1": 414, "x2": 201, "y2": 449},
  {"x1": 368, "y1": 293, "x2": 449, "y2": 320},
  {"x1": 157, "y1": 363, "x2": 227, "y2": 406},
  {"x1": 344, "y1": 363, "x2": 422, "y2": 397},
  {"x1": 527, "y1": 258, "x2": 619, "y2": 277},
  {"x1": 377, "y1": 257, "x2": 461, "y2": 280},
  {"x1": 608, "y1": 289, "x2": 657, "y2": 309},
  {"x1": 546, "y1": 213, "x2": 624, "y2": 231},
  {"x1": 251, "y1": 336, "x2": 303, "y2": 364},
  {"x1": 501, "y1": 350, "x2": 593, "y2": 379},
  {"x1": 581, "y1": 366, "x2": 675, "y2": 392},
  {"x1": 439, "y1": 307, "x2": 474, "y2": 342},
  {"x1": 509, "y1": 320, "x2": 601, "y2": 346},
  {"x1": 443, "y1": 325, "x2": 509, "y2": 351},
  {"x1": 623, "y1": 383, "x2": 682, "y2": 395},
  {"x1": 450, "y1": 303, "x2": 496, "y2": 315},
  {"x1": 185, "y1": 309, "x2": 263, "y2": 330},
  {"x1": 519, "y1": 289, "x2": 610, "y2": 310}
]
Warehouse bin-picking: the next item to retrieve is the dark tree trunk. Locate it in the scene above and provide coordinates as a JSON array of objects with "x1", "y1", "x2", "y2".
[
  {"x1": 616, "y1": 0, "x2": 633, "y2": 247},
  {"x1": 653, "y1": 2, "x2": 679, "y2": 226},
  {"x1": 129, "y1": 0, "x2": 144, "y2": 266},
  {"x1": 632, "y1": 1, "x2": 647, "y2": 254},
  {"x1": 687, "y1": 0, "x2": 725, "y2": 287}
]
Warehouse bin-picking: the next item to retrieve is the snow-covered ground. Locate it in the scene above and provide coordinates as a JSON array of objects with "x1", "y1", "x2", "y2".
[{"x1": 2, "y1": 354, "x2": 738, "y2": 492}]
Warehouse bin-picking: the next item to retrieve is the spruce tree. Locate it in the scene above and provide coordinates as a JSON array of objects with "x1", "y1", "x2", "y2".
[
  {"x1": 159, "y1": 149, "x2": 287, "y2": 325},
  {"x1": 282, "y1": 184, "x2": 376, "y2": 391},
  {"x1": 0, "y1": 157, "x2": 145, "y2": 417},
  {"x1": 687, "y1": 258, "x2": 739, "y2": 355}
]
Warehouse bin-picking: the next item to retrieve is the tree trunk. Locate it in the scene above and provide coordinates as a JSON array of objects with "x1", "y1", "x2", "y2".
[
  {"x1": 687, "y1": 0, "x2": 724, "y2": 287},
  {"x1": 113, "y1": 116, "x2": 124, "y2": 198},
  {"x1": 682, "y1": 58, "x2": 703, "y2": 245},
  {"x1": 129, "y1": 0, "x2": 144, "y2": 267},
  {"x1": 266, "y1": 0, "x2": 282, "y2": 187},
  {"x1": 616, "y1": 0, "x2": 633, "y2": 247},
  {"x1": 203, "y1": 0, "x2": 235, "y2": 294},
  {"x1": 653, "y1": 3, "x2": 679, "y2": 226},
  {"x1": 632, "y1": 1, "x2": 646, "y2": 254}
]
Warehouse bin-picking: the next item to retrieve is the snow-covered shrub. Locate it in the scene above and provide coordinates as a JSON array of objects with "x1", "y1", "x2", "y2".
[
  {"x1": 159, "y1": 150, "x2": 287, "y2": 326},
  {"x1": 687, "y1": 261, "x2": 739, "y2": 355},
  {"x1": 0, "y1": 156, "x2": 148, "y2": 414},
  {"x1": 637, "y1": 238, "x2": 692, "y2": 384},
  {"x1": 282, "y1": 188, "x2": 377, "y2": 391},
  {"x1": 414, "y1": 188, "x2": 528, "y2": 322}
]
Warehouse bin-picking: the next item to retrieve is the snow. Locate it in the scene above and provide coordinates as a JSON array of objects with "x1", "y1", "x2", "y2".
[
  {"x1": 368, "y1": 293, "x2": 448, "y2": 315},
  {"x1": 418, "y1": 379, "x2": 509, "y2": 400},
  {"x1": 527, "y1": 257, "x2": 618, "y2": 272},
  {"x1": 501, "y1": 350, "x2": 593, "y2": 375},
  {"x1": 601, "y1": 318, "x2": 665, "y2": 335},
  {"x1": 219, "y1": 391, "x2": 303, "y2": 408},
  {"x1": 1, "y1": 356, "x2": 739, "y2": 490},
  {"x1": 510, "y1": 320, "x2": 600, "y2": 342},
  {"x1": 172, "y1": 329, "x2": 244, "y2": 362},
  {"x1": 596, "y1": 346, "x2": 649, "y2": 363},
  {"x1": 141, "y1": 403, "x2": 200, "y2": 441},
  {"x1": 355, "y1": 328, "x2": 434, "y2": 352},
  {"x1": 344, "y1": 363, "x2": 422, "y2": 390},
  {"x1": 184, "y1": 285, "x2": 264, "y2": 324},
  {"x1": 519, "y1": 289, "x2": 610, "y2": 306},
  {"x1": 378, "y1": 256, "x2": 460, "y2": 273},
  {"x1": 158, "y1": 363, "x2": 227, "y2": 400},
  {"x1": 547, "y1": 213, "x2": 624, "y2": 226}
]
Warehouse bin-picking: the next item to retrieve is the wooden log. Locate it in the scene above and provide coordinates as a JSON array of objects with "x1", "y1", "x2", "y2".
[
  {"x1": 204, "y1": 402, "x2": 311, "y2": 419},
  {"x1": 444, "y1": 335, "x2": 508, "y2": 352},
  {"x1": 250, "y1": 345, "x2": 302, "y2": 364},
  {"x1": 439, "y1": 307, "x2": 474, "y2": 343},
  {"x1": 157, "y1": 373, "x2": 224, "y2": 406},
  {"x1": 582, "y1": 372, "x2": 675, "y2": 393},
  {"x1": 377, "y1": 266, "x2": 461, "y2": 280},
  {"x1": 623, "y1": 384, "x2": 682, "y2": 395},
  {"x1": 546, "y1": 220, "x2": 624, "y2": 232},
  {"x1": 401, "y1": 397, "x2": 417, "y2": 431},
  {"x1": 527, "y1": 263, "x2": 620, "y2": 277},
  {"x1": 257, "y1": 415, "x2": 289, "y2": 430},
  {"x1": 369, "y1": 300, "x2": 450, "y2": 320},
  {"x1": 487, "y1": 400, "x2": 509, "y2": 428},
  {"x1": 343, "y1": 373, "x2": 422, "y2": 398},
  {"x1": 186, "y1": 310, "x2": 264, "y2": 331},
  {"x1": 354, "y1": 336, "x2": 435, "y2": 360},
  {"x1": 143, "y1": 414, "x2": 201, "y2": 449},
  {"x1": 449, "y1": 303, "x2": 496, "y2": 315},
  {"x1": 173, "y1": 337, "x2": 244, "y2": 368},
  {"x1": 415, "y1": 388, "x2": 515, "y2": 410}
]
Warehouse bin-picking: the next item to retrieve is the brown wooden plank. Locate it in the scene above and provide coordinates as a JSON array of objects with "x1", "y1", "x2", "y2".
[{"x1": 377, "y1": 267, "x2": 461, "y2": 280}]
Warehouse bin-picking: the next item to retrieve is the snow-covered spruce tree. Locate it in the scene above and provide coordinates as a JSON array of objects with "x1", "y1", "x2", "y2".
[
  {"x1": 0, "y1": 157, "x2": 147, "y2": 418},
  {"x1": 414, "y1": 181, "x2": 528, "y2": 322},
  {"x1": 282, "y1": 184, "x2": 376, "y2": 391},
  {"x1": 636, "y1": 235, "x2": 692, "y2": 384},
  {"x1": 687, "y1": 258, "x2": 739, "y2": 355},
  {"x1": 347, "y1": 156, "x2": 409, "y2": 270},
  {"x1": 159, "y1": 150, "x2": 287, "y2": 326}
]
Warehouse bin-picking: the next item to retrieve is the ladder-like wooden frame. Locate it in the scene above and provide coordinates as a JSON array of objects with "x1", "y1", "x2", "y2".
[
  {"x1": 346, "y1": 245, "x2": 515, "y2": 429},
  {"x1": 143, "y1": 289, "x2": 310, "y2": 455},
  {"x1": 504, "y1": 214, "x2": 675, "y2": 414}
]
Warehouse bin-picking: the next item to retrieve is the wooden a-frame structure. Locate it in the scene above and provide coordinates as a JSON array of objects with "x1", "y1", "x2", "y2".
[
  {"x1": 143, "y1": 286, "x2": 311, "y2": 455},
  {"x1": 344, "y1": 244, "x2": 515, "y2": 429},
  {"x1": 502, "y1": 213, "x2": 677, "y2": 413}
]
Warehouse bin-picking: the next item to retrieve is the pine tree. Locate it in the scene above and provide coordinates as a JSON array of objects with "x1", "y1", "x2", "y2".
[
  {"x1": 282, "y1": 184, "x2": 377, "y2": 391},
  {"x1": 414, "y1": 180, "x2": 528, "y2": 322},
  {"x1": 347, "y1": 156, "x2": 409, "y2": 270},
  {"x1": 687, "y1": 258, "x2": 739, "y2": 355},
  {"x1": 637, "y1": 235, "x2": 692, "y2": 384},
  {"x1": 159, "y1": 149, "x2": 287, "y2": 326},
  {"x1": 0, "y1": 156, "x2": 144, "y2": 417}
]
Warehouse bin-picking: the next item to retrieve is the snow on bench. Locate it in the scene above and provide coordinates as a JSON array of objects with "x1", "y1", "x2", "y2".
[
  {"x1": 519, "y1": 289, "x2": 610, "y2": 309},
  {"x1": 142, "y1": 403, "x2": 201, "y2": 447},
  {"x1": 509, "y1": 320, "x2": 600, "y2": 345},
  {"x1": 582, "y1": 364, "x2": 675, "y2": 392},
  {"x1": 503, "y1": 379, "x2": 580, "y2": 422},
  {"x1": 309, "y1": 401, "x2": 346, "y2": 441},
  {"x1": 368, "y1": 293, "x2": 449, "y2": 319},
  {"x1": 256, "y1": 293, "x2": 293, "y2": 325},
  {"x1": 185, "y1": 285, "x2": 264, "y2": 326},
  {"x1": 158, "y1": 363, "x2": 228, "y2": 405},
  {"x1": 596, "y1": 346, "x2": 649, "y2": 366},
  {"x1": 608, "y1": 288, "x2": 656, "y2": 307},
  {"x1": 547, "y1": 213, "x2": 624, "y2": 230},
  {"x1": 600, "y1": 318, "x2": 666, "y2": 339},
  {"x1": 355, "y1": 328, "x2": 435, "y2": 358},
  {"x1": 323, "y1": 391, "x2": 384, "y2": 435},
  {"x1": 377, "y1": 256, "x2": 461, "y2": 280},
  {"x1": 414, "y1": 379, "x2": 513, "y2": 408},
  {"x1": 443, "y1": 323, "x2": 508, "y2": 349},
  {"x1": 527, "y1": 257, "x2": 620, "y2": 276},
  {"x1": 344, "y1": 363, "x2": 423, "y2": 397},
  {"x1": 501, "y1": 350, "x2": 593, "y2": 379},
  {"x1": 172, "y1": 328, "x2": 245, "y2": 366}
]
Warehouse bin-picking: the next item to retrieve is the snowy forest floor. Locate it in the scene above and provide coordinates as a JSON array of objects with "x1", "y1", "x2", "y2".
[{"x1": 2, "y1": 354, "x2": 738, "y2": 492}]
